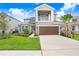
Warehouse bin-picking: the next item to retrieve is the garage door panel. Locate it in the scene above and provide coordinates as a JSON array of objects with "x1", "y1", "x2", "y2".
[{"x1": 39, "y1": 26, "x2": 59, "y2": 35}]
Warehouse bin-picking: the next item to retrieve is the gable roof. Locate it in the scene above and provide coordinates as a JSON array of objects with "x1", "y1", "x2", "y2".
[
  {"x1": 34, "y1": 4, "x2": 54, "y2": 10},
  {"x1": 24, "y1": 17, "x2": 35, "y2": 20},
  {"x1": 1, "y1": 12, "x2": 22, "y2": 23}
]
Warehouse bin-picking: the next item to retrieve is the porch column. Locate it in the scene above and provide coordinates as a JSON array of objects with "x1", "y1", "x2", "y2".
[
  {"x1": 51, "y1": 10, "x2": 54, "y2": 21},
  {"x1": 36, "y1": 10, "x2": 38, "y2": 22}
]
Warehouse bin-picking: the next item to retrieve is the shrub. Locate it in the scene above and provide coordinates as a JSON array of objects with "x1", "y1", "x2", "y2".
[
  {"x1": 17, "y1": 33, "x2": 29, "y2": 37},
  {"x1": 15, "y1": 28, "x2": 30, "y2": 37},
  {"x1": 0, "y1": 34, "x2": 11, "y2": 39},
  {"x1": 22, "y1": 28, "x2": 29, "y2": 34},
  {"x1": 12, "y1": 31, "x2": 18, "y2": 34},
  {"x1": 21, "y1": 28, "x2": 29, "y2": 37}
]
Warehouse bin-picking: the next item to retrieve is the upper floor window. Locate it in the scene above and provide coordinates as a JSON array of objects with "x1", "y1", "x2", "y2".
[
  {"x1": 10, "y1": 29, "x2": 13, "y2": 31},
  {"x1": 25, "y1": 26, "x2": 28, "y2": 29},
  {"x1": 72, "y1": 19, "x2": 77, "y2": 22},
  {"x1": 9, "y1": 19, "x2": 11, "y2": 21},
  {"x1": 22, "y1": 26, "x2": 24, "y2": 29}
]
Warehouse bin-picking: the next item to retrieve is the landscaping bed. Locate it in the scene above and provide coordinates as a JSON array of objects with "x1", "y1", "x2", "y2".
[{"x1": 0, "y1": 35, "x2": 41, "y2": 50}]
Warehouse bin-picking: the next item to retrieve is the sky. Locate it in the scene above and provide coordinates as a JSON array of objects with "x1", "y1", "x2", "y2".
[{"x1": 0, "y1": 3, "x2": 79, "y2": 22}]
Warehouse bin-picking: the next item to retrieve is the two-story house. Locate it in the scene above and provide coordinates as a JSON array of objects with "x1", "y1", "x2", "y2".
[
  {"x1": 0, "y1": 13, "x2": 22, "y2": 33},
  {"x1": 72, "y1": 16, "x2": 79, "y2": 34},
  {"x1": 34, "y1": 4, "x2": 61, "y2": 35}
]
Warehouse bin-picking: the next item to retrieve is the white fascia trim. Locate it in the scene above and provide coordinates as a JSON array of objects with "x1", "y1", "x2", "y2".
[
  {"x1": 38, "y1": 25, "x2": 60, "y2": 27},
  {"x1": 34, "y1": 4, "x2": 54, "y2": 10}
]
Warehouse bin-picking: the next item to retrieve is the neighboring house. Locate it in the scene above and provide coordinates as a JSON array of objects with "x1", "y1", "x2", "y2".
[
  {"x1": 72, "y1": 16, "x2": 79, "y2": 34},
  {"x1": 23, "y1": 17, "x2": 35, "y2": 33},
  {"x1": 34, "y1": 4, "x2": 61, "y2": 35},
  {"x1": 0, "y1": 13, "x2": 22, "y2": 33}
]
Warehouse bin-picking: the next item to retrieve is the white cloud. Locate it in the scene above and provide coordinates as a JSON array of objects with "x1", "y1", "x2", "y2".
[
  {"x1": 9, "y1": 8, "x2": 27, "y2": 16},
  {"x1": 56, "y1": 3, "x2": 77, "y2": 17},
  {"x1": 8, "y1": 8, "x2": 35, "y2": 22},
  {"x1": 0, "y1": 11, "x2": 1, "y2": 13},
  {"x1": 60, "y1": 3, "x2": 76, "y2": 11},
  {"x1": 56, "y1": 10, "x2": 65, "y2": 17}
]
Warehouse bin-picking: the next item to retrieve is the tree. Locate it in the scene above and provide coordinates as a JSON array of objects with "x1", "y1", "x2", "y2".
[
  {"x1": 0, "y1": 13, "x2": 7, "y2": 34},
  {"x1": 61, "y1": 14, "x2": 73, "y2": 37}
]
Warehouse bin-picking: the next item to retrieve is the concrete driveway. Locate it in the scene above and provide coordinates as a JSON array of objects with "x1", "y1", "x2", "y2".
[{"x1": 39, "y1": 35, "x2": 79, "y2": 56}]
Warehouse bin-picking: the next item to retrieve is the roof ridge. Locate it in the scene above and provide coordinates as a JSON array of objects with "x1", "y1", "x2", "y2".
[{"x1": 0, "y1": 12, "x2": 23, "y2": 23}]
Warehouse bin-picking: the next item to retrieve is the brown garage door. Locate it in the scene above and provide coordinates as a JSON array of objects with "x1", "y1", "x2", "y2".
[{"x1": 39, "y1": 26, "x2": 59, "y2": 35}]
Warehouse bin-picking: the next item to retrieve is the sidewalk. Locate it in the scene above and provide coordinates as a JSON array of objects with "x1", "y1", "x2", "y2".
[{"x1": 0, "y1": 50, "x2": 41, "y2": 56}]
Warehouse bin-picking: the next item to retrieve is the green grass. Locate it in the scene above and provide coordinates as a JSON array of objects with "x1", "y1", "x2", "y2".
[
  {"x1": 72, "y1": 34, "x2": 79, "y2": 41},
  {"x1": 0, "y1": 35, "x2": 41, "y2": 50}
]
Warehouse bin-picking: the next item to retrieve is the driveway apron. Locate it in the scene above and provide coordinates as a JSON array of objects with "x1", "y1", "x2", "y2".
[{"x1": 39, "y1": 35, "x2": 79, "y2": 56}]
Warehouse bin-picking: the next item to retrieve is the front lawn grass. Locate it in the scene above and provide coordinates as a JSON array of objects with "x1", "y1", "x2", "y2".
[
  {"x1": 0, "y1": 35, "x2": 41, "y2": 50},
  {"x1": 72, "y1": 34, "x2": 79, "y2": 41}
]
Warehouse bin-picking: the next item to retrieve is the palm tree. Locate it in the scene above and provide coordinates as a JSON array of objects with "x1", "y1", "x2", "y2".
[
  {"x1": 61, "y1": 14, "x2": 73, "y2": 37},
  {"x1": 0, "y1": 13, "x2": 7, "y2": 34}
]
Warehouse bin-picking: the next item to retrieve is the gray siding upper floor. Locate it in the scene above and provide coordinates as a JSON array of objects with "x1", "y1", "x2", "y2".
[
  {"x1": 6, "y1": 16, "x2": 22, "y2": 33},
  {"x1": 24, "y1": 17, "x2": 35, "y2": 24},
  {"x1": 0, "y1": 14, "x2": 22, "y2": 33}
]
